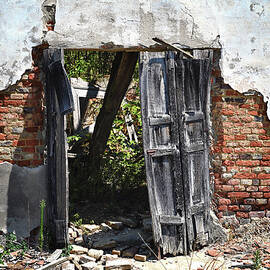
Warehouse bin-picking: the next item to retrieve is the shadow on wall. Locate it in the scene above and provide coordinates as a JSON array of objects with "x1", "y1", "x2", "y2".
[{"x1": 0, "y1": 46, "x2": 48, "y2": 239}]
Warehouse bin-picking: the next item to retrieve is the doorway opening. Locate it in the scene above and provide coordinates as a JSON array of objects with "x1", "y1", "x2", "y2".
[{"x1": 64, "y1": 50, "x2": 151, "y2": 249}]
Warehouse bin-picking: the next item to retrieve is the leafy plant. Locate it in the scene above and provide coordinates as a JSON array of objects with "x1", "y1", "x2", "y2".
[
  {"x1": 0, "y1": 233, "x2": 28, "y2": 264},
  {"x1": 253, "y1": 249, "x2": 262, "y2": 270},
  {"x1": 72, "y1": 213, "x2": 83, "y2": 227},
  {"x1": 62, "y1": 244, "x2": 73, "y2": 257},
  {"x1": 64, "y1": 50, "x2": 115, "y2": 83},
  {"x1": 39, "y1": 199, "x2": 46, "y2": 251},
  {"x1": 65, "y1": 50, "x2": 145, "y2": 200}
]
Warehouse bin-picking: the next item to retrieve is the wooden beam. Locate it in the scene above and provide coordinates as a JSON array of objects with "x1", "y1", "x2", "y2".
[
  {"x1": 86, "y1": 52, "x2": 138, "y2": 183},
  {"x1": 43, "y1": 48, "x2": 69, "y2": 248}
]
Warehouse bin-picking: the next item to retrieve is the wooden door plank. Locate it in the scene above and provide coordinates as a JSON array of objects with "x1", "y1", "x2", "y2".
[
  {"x1": 43, "y1": 48, "x2": 71, "y2": 247},
  {"x1": 140, "y1": 52, "x2": 187, "y2": 255},
  {"x1": 175, "y1": 51, "x2": 212, "y2": 251}
]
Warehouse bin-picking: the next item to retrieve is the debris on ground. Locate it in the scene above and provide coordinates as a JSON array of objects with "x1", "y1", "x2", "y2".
[{"x1": 2, "y1": 217, "x2": 270, "y2": 269}]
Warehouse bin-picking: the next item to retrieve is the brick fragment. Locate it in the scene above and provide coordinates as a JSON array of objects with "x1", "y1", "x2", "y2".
[
  {"x1": 256, "y1": 199, "x2": 267, "y2": 205},
  {"x1": 236, "y1": 212, "x2": 249, "y2": 218},
  {"x1": 218, "y1": 198, "x2": 231, "y2": 205},
  {"x1": 251, "y1": 192, "x2": 263, "y2": 198},
  {"x1": 228, "y1": 192, "x2": 249, "y2": 198},
  {"x1": 249, "y1": 211, "x2": 265, "y2": 218}
]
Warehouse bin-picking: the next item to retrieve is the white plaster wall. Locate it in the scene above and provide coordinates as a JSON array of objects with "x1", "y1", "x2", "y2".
[
  {"x1": 0, "y1": 0, "x2": 43, "y2": 90},
  {"x1": 46, "y1": 0, "x2": 270, "y2": 116},
  {"x1": 1, "y1": 0, "x2": 270, "y2": 116}
]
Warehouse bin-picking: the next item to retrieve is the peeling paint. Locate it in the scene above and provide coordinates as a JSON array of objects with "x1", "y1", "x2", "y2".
[
  {"x1": 1, "y1": 0, "x2": 270, "y2": 117},
  {"x1": 0, "y1": 0, "x2": 43, "y2": 90}
]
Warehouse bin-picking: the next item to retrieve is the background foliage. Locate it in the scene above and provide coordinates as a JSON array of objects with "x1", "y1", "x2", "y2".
[{"x1": 65, "y1": 50, "x2": 146, "y2": 201}]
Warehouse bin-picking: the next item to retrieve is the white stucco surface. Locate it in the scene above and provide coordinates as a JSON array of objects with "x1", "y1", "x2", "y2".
[
  {"x1": 1, "y1": 0, "x2": 270, "y2": 116},
  {"x1": 0, "y1": 0, "x2": 43, "y2": 90}
]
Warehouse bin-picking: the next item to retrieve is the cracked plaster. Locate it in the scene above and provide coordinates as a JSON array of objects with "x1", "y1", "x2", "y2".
[
  {"x1": 1, "y1": 0, "x2": 270, "y2": 116},
  {"x1": 0, "y1": 0, "x2": 43, "y2": 90}
]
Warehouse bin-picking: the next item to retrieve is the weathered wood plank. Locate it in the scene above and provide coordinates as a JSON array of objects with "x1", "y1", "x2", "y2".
[
  {"x1": 149, "y1": 115, "x2": 171, "y2": 126},
  {"x1": 159, "y1": 215, "x2": 184, "y2": 225},
  {"x1": 43, "y1": 48, "x2": 70, "y2": 247},
  {"x1": 175, "y1": 51, "x2": 212, "y2": 251},
  {"x1": 140, "y1": 52, "x2": 186, "y2": 255}
]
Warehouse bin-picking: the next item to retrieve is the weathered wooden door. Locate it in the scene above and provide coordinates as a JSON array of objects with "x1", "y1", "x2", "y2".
[
  {"x1": 43, "y1": 48, "x2": 74, "y2": 247},
  {"x1": 140, "y1": 51, "x2": 211, "y2": 255}
]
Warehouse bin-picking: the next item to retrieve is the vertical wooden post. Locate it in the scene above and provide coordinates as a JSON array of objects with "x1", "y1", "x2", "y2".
[{"x1": 43, "y1": 48, "x2": 72, "y2": 247}]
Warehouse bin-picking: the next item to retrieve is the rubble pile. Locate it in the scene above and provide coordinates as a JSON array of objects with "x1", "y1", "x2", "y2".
[{"x1": 206, "y1": 218, "x2": 270, "y2": 269}]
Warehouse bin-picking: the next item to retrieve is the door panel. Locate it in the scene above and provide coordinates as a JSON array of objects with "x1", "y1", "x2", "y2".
[{"x1": 140, "y1": 51, "x2": 211, "y2": 254}]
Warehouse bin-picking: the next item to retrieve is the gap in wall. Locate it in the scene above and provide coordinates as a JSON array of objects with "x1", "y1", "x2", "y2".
[{"x1": 64, "y1": 50, "x2": 150, "y2": 226}]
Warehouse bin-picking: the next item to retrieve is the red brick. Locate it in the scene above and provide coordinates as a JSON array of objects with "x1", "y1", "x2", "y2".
[
  {"x1": 22, "y1": 147, "x2": 35, "y2": 153},
  {"x1": 228, "y1": 192, "x2": 250, "y2": 198},
  {"x1": 222, "y1": 135, "x2": 235, "y2": 141},
  {"x1": 248, "y1": 111, "x2": 259, "y2": 116},
  {"x1": 233, "y1": 172, "x2": 256, "y2": 179},
  {"x1": 227, "y1": 179, "x2": 240, "y2": 185},
  {"x1": 28, "y1": 73, "x2": 36, "y2": 80},
  {"x1": 251, "y1": 192, "x2": 263, "y2": 198},
  {"x1": 236, "y1": 160, "x2": 260, "y2": 166},
  {"x1": 262, "y1": 155, "x2": 270, "y2": 160},
  {"x1": 212, "y1": 96, "x2": 222, "y2": 102},
  {"x1": 25, "y1": 139, "x2": 39, "y2": 146},
  {"x1": 241, "y1": 116, "x2": 253, "y2": 122},
  {"x1": 226, "y1": 90, "x2": 240, "y2": 96},
  {"x1": 221, "y1": 185, "x2": 234, "y2": 192},
  {"x1": 258, "y1": 173, "x2": 270, "y2": 179},
  {"x1": 0, "y1": 133, "x2": 6, "y2": 140},
  {"x1": 0, "y1": 108, "x2": 9, "y2": 113},
  {"x1": 235, "y1": 135, "x2": 246, "y2": 140},
  {"x1": 221, "y1": 109, "x2": 234, "y2": 116},
  {"x1": 17, "y1": 140, "x2": 26, "y2": 146},
  {"x1": 25, "y1": 127, "x2": 39, "y2": 132},
  {"x1": 12, "y1": 140, "x2": 18, "y2": 147},
  {"x1": 218, "y1": 205, "x2": 227, "y2": 211},
  {"x1": 247, "y1": 186, "x2": 258, "y2": 192},
  {"x1": 261, "y1": 161, "x2": 270, "y2": 166},
  {"x1": 261, "y1": 180, "x2": 270, "y2": 185},
  {"x1": 234, "y1": 185, "x2": 246, "y2": 191},
  {"x1": 264, "y1": 193, "x2": 270, "y2": 198},
  {"x1": 249, "y1": 211, "x2": 265, "y2": 218},
  {"x1": 223, "y1": 160, "x2": 235, "y2": 166},
  {"x1": 218, "y1": 198, "x2": 231, "y2": 205},
  {"x1": 259, "y1": 186, "x2": 270, "y2": 192},
  {"x1": 236, "y1": 212, "x2": 249, "y2": 218},
  {"x1": 31, "y1": 160, "x2": 43, "y2": 166},
  {"x1": 250, "y1": 141, "x2": 263, "y2": 147},
  {"x1": 222, "y1": 147, "x2": 234, "y2": 153},
  {"x1": 259, "y1": 135, "x2": 270, "y2": 140},
  {"x1": 263, "y1": 141, "x2": 270, "y2": 147},
  {"x1": 228, "y1": 205, "x2": 239, "y2": 211},
  {"x1": 17, "y1": 160, "x2": 31, "y2": 167}
]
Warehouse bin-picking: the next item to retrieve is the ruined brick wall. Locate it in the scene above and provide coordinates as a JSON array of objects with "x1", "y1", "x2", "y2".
[
  {"x1": 0, "y1": 47, "x2": 45, "y2": 167},
  {"x1": 211, "y1": 55, "x2": 270, "y2": 224}
]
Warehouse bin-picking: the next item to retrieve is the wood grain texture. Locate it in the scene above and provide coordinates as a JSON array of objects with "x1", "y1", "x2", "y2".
[
  {"x1": 43, "y1": 48, "x2": 70, "y2": 247},
  {"x1": 140, "y1": 50, "x2": 212, "y2": 255},
  {"x1": 140, "y1": 52, "x2": 186, "y2": 255}
]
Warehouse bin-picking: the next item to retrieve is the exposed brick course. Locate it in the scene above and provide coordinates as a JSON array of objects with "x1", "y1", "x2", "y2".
[
  {"x1": 0, "y1": 47, "x2": 45, "y2": 167},
  {"x1": 211, "y1": 53, "x2": 270, "y2": 223}
]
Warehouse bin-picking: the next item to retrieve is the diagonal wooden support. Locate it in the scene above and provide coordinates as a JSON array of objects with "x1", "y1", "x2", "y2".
[{"x1": 87, "y1": 52, "x2": 138, "y2": 177}]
